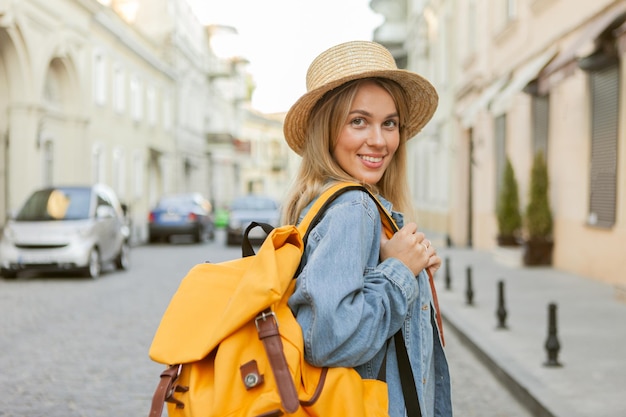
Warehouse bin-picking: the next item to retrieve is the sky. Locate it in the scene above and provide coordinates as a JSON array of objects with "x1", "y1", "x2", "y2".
[{"x1": 185, "y1": 0, "x2": 384, "y2": 114}]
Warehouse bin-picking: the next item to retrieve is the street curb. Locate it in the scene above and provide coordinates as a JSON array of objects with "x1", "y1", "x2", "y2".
[{"x1": 442, "y1": 311, "x2": 556, "y2": 417}]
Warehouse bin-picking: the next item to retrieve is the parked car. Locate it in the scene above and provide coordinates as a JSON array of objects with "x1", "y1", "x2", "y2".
[
  {"x1": 226, "y1": 195, "x2": 280, "y2": 246},
  {"x1": 0, "y1": 184, "x2": 131, "y2": 279},
  {"x1": 148, "y1": 193, "x2": 215, "y2": 243}
]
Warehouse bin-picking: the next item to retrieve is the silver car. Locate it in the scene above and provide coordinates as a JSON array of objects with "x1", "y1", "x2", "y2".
[
  {"x1": 226, "y1": 195, "x2": 280, "y2": 246},
  {"x1": 0, "y1": 184, "x2": 131, "y2": 278}
]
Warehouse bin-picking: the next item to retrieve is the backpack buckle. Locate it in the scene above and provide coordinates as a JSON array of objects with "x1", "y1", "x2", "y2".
[
  {"x1": 255, "y1": 310, "x2": 278, "y2": 333},
  {"x1": 160, "y1": 364, "x2": 189, "y2": 410}
]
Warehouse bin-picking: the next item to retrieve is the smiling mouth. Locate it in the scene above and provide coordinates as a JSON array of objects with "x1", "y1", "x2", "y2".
[{"x1": 359, "y1": 155, "x2": 383, "y2": 163}]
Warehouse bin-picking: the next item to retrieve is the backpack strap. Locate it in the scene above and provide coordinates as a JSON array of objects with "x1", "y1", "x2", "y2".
[
  {"x1": 297, "y1": 182, "x2": 397, "y2": 238},
  {"x1": 255, "y1": 308, "x2": 300, "y2": 413},
  {"x1": 300, "y1": 182, "x2": 444, "y2": 347}
]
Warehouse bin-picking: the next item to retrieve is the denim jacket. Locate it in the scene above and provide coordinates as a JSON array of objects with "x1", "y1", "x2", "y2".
[{"x1": 288, "y1": 189, "x2": 452, "y2": 417}]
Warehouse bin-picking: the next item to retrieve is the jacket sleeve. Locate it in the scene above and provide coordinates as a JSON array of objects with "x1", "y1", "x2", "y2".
[{"x1": 288, "y1": 192, "x2": 419, "y2": 367}]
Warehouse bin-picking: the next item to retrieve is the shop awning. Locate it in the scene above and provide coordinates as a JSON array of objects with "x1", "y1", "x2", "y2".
[
  {"x1": 490, "y1": 47, "x2": 557, "y2": 115},
  {"x1": 459, "y1": 75, "x2": 509, "y2": 128},
  {"x1": 541, "y1": 4, "x2": 626, "y2": 78}
]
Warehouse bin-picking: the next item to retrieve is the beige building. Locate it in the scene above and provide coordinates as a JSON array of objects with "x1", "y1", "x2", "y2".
[
  {"x1": 372, "y1": 0, "x2": 454, "y2": 243},
  {"x1": 374, "y1": 0, "x2": 626, "y2": 286},
  {"x1": 239, "y1": 108, "x2": 292, "y2": 201},
  {"x1": 0, "y1": 0, "x2": 263, "y2": 243},
  {"x1": 0, "y1": 0, "x2": 176, "y2": 243},
  {"x1": 455, "y1": 0, "x2": 626, "y2": 286}
]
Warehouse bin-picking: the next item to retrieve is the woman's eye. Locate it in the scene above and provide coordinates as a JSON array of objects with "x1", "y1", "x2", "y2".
[
  {"x1": 384, "y1": 120, "x2": 398, "y2": 128},
  {"x1": 351, "y1": 118, "x2": 365, "y2": 126}
]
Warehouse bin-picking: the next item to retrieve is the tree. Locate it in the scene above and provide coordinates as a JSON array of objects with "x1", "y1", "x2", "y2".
[
  {"x1": 496, "y1": 157, "x2": 522, "y2": 246},
  {"x1": 525, "y1": 151, "x2": 553, "y2": 241},
  {"x1": 523, "y1": 151, "x2": 553, "y2": 265}
]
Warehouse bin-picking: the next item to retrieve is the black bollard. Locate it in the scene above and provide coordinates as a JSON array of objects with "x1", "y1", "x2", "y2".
[
  {"x1": 465, "y1": 266, "x2": 474, "y2": 305},
  {"x1": 544, "y1": 302, "x2": 562, "y2": 367},
  {"x1": 496, "y1": 280, "x2": 508, "y2": 329},
  {"x1": 445, "y1": 257, "x2": 451, "y2": 290}
]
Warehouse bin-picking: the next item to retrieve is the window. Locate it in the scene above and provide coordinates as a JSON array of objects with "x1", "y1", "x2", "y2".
[
  {"x1": 113, "y1": 64, "x2": 126, "y2": 113},
  {"x1": 16, "y1": 188, "x2": 92, "y2": 221},
  {"x1": 163, "y1": 90, "x2": 173, "y2": 131},
  {"x1": 92, "y1": 143, "x2": 105, "y2": 184},
  {"x1": 130, "y1": 75, "x2": 143, "y2": 122},
  {"x1": 147, "y1": 85, "x2": 157, "y2": 127},
  {"x1": 133, "y1": 150, "x2": 144, "y2": 199},
  {"x1": 112, "y1": 147, "x2": 126, "y2": 198},
  {"x1": 43, "y1": 66, "x2": 62, "y2": 109},
  {"x1": 93, "y1": 50, "x2": 107, "y2": 105},
  {"x1": 505, "y1": 0, "x2": 517, "y2": 21},
  {"x1": 588, "y1": 63, "x2": 619, "y2": 228}
]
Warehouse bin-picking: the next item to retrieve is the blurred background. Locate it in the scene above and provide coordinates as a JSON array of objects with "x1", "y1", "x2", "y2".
[{"x1": 1, "y1": 0, "x2": 625, "y2": 288}]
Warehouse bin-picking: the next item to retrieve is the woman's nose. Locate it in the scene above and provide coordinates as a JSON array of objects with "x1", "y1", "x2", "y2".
[{"x1": 367, "y1": 126, "x2": 385, "y2": 146}]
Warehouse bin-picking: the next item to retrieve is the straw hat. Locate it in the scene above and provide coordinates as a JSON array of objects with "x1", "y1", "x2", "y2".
[{"x1": 283, "y1": 40, "x2": 438, "y2": 155}]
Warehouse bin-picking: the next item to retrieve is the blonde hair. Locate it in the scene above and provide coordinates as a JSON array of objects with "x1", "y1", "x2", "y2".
[{"x1": 282, "y1": 78, "x2": 415, "y2": 225}]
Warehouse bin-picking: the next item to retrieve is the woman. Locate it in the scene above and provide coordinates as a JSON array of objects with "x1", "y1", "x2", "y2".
[{"x1": 282, "y1": 41, "x2": 453, "y2": 417}]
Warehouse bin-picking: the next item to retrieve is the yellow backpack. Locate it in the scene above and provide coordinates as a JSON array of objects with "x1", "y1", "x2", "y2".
[{"x1": 148, "y1": 183, "x2": 400, "y2": 417}]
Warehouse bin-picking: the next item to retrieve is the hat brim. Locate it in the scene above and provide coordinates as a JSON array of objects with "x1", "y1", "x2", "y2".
[{"x1": 284, "y1": 69, "x2": 438, "y2": 155}]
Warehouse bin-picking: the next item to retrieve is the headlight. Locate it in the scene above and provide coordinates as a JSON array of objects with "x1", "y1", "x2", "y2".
[{"x1": 2, "y1": 226, "x2": 14, "y2": 241}]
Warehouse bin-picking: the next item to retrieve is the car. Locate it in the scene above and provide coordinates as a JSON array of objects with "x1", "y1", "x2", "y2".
[
  {"x1": 226, "y1": 195, "x2": 280, "y2": 246},
  {"x1": 0, "y1": 184, "x2": 131, "y2": 279},
  {"x1": 148, "y1": 193, "x2": 215, "y2": 244}
]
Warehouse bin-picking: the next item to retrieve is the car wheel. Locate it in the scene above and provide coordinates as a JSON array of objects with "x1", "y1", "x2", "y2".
[
  {"x1": 115, "y1": 240, "x2": 131, "y2": 270},
  {"x1": 193, "y1": 227, "x2": 203, "y2": 243},
  {"x1": 84, "y1": 248, "x2": 101, "y2": 278},
  {"x1": 1, "y1": 269, "x2": 17, "y2": 279}
]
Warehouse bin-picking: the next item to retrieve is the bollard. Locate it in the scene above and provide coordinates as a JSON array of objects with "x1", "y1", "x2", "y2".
[
  {"x1": 496, "y1": 280, "x2": 507, "y2": 329},
  {"x1": 444, "y1": 257, "x2": 451, "y2": 290},
  {"x1": 544, "y1": 302, "x2": 562, "y2": 367},
  {"x1": 465, "y1": 266, "x2": 474, "y2": 305}
]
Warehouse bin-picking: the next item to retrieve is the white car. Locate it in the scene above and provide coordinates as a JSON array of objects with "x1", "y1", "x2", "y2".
[{"x1": 0, "y1": 184, "x2": 130, "y2": 278}]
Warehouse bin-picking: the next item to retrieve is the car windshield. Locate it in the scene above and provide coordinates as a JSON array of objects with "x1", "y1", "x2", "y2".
[
  {"x1": 15, "y1": 188, "x2": 92, "y2": 221},
  {"x1": 231, "y1": 196, "x2": 278, "y2": 211}
]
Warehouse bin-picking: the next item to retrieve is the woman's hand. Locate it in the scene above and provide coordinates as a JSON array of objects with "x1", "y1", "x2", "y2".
[
  {"x1": 380, "y1": 222, "x2": 439, "y2": 277},
  {"x1": 426, "y1": 247, "x2": 441, "y2": 276}
]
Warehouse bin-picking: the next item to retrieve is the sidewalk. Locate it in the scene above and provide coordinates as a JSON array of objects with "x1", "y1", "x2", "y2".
[{"x1": 436, "y1": 247, "x2": 626, "y2": 417}]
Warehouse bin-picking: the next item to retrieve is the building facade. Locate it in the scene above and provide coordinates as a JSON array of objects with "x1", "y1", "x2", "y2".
[
  {"x1": 0, "y1": 0, "x2": 289, "y2": 244},
  {"x1": 372, "y1": 0, "x2": 453, "y2": 245},
  {"x1": 374, "y1": 0, "x2": 626, "y2": 286},
  {"x1": 0, "y1": 0, "x2": 178, "y2": 244}
]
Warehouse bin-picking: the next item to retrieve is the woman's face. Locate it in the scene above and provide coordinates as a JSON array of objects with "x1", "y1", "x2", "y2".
[{"x1": 332, "y1": 81, "x2": 400, "y2": 185}]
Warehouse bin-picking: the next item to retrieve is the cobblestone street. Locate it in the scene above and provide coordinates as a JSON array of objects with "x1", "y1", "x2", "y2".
[{"x1": 0, "y1": 235, "x2": 534, "y2": 416}]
